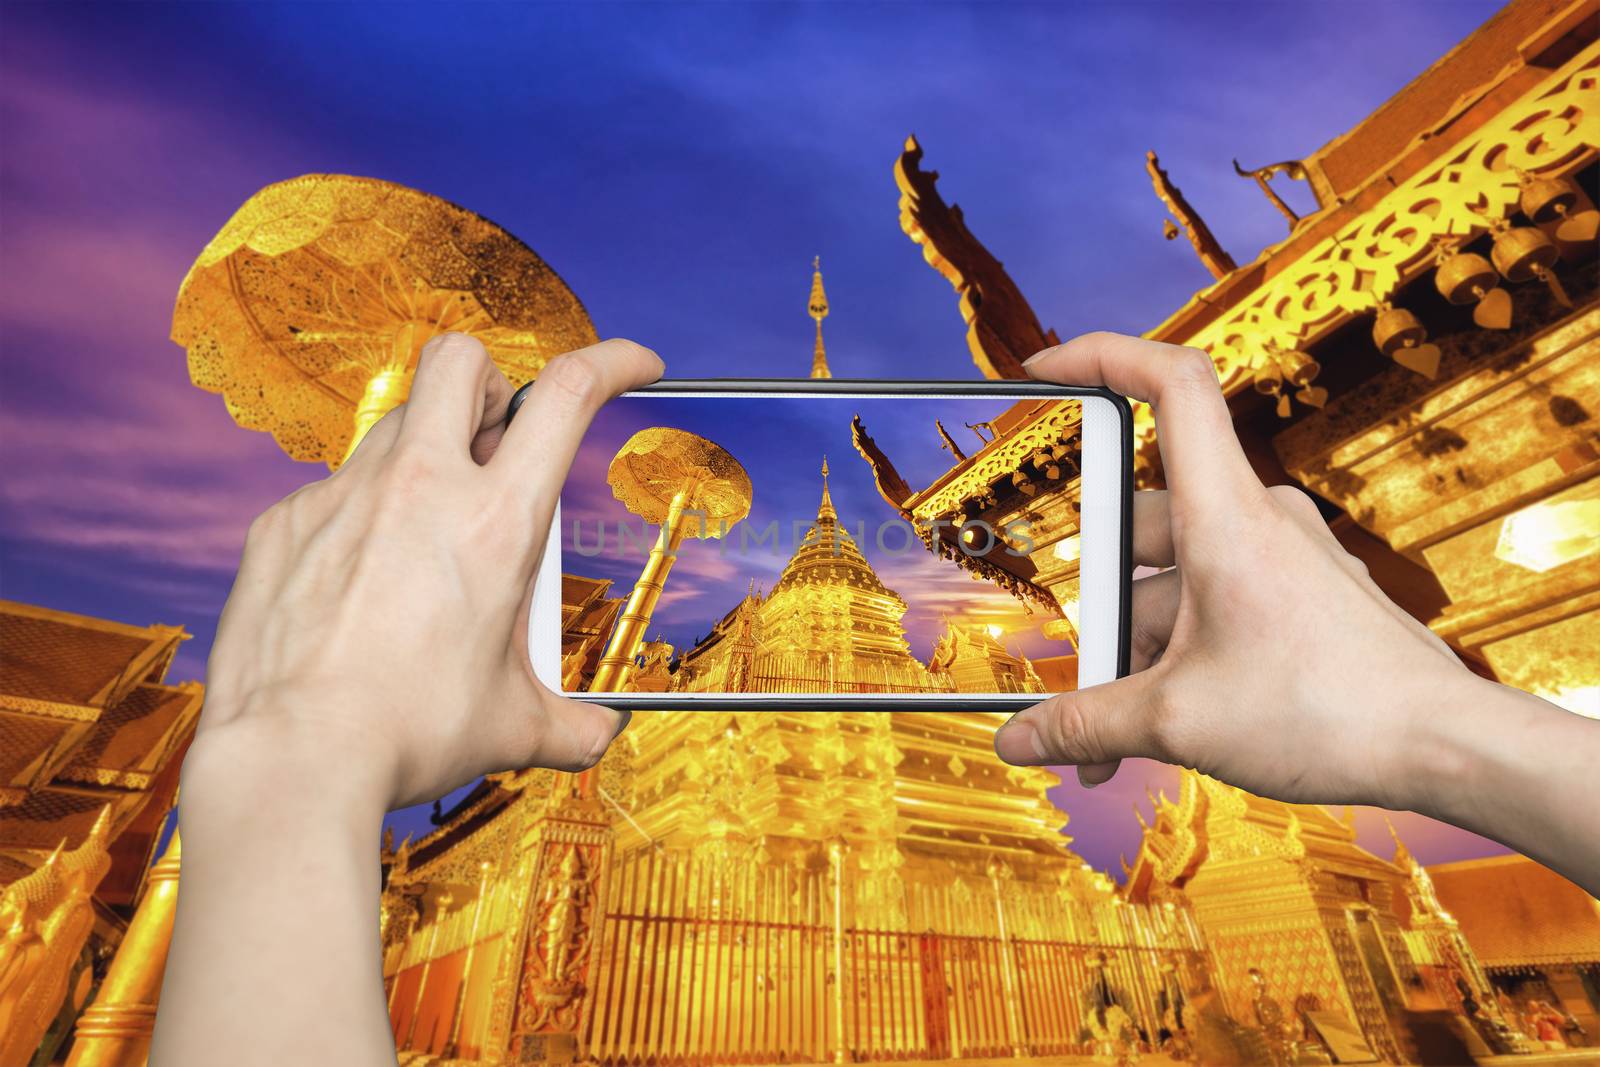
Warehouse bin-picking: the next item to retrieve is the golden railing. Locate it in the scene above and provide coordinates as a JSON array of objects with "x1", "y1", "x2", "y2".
[{"x1": 581, "y1": 847, "x2": 1207, "y2": 1064}]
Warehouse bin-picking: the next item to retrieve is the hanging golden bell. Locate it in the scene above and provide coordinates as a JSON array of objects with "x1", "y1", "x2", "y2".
[
  {"x1": 1434, "y1": 251, "x2": 1497, "y2": 304},
  {"x1": 1491, "y1": 224, "x2": 1557, "y2": 283},
  {"x1": 1253, "y1": 360, "x2": 1283, "y2": 395},
  {"x1": 1434, "y1": 249, "x2": 1512, "y2": 329},
  {"x1": 1275, "y1": 347, "x2": 1320, "y2": 387},
  {"x1": 1492, "y1": 223, "x2": 1572, "y2": 308},
  {"x1": 1519, "y1": 174, "x2": 1578, "y2": 224},
  {"x1": 1372, "y1": 305, "x2": 1425, "y2": 356},
  {"x1": 1373, "y1": 303, "x2": 1441, "y2": 378}
]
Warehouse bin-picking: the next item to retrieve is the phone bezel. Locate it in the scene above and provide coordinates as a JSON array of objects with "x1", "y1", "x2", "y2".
[{"x1": 523, "y1": 378, "x2": 1133, "y2": 711}]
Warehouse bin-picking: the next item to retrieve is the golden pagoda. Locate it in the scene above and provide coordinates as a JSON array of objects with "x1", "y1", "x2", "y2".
[{"x1": 673, "y1": 458, "x2": 945, "y2": 695}]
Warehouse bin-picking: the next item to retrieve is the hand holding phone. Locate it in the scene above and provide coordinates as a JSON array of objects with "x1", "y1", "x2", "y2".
[{"x1": 996, "y1": 333, "x2": 1491, "y2": 796}]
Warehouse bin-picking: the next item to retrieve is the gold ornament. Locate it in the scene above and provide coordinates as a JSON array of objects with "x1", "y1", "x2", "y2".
[
  {"x1": 1491, "y1": 219, "x2": 1572, "y2": 309},
  {"x1": 1373, "y1": 302, "x2": 1441, "y2": 379},
  {"x1": 1434, "y1": 246, "x2": 1512, "y2": 329},
  {"x1": 172, "y1": 175, "x2": 597, "y2": 468}
]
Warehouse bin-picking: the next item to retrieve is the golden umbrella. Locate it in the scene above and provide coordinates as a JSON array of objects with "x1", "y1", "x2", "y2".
[
  {"x1": 172, "y1": 174, "x2": 598, "y2": 468},
  {"x1": 589, "y1": 428, "x2": 752, "y2": 693}
]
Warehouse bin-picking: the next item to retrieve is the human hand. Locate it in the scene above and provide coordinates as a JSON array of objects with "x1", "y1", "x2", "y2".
[
  {"x1": 993, "y1": 332, "x2": 1478, "y2": 811},
  {"x1": 189, "y1": 332, "x2": 664, "y2": 815}
]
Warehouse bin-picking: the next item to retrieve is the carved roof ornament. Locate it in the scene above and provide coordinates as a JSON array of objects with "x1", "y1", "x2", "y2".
[
  {"x1": 848, "y1": 414, "x2": 913, "y2": 513},
  {"x1": 1232, "y1": 157, "x2": 1324, "y2": 231},
  {"x1": 894, "y1": 135, "x2": 1060, "y2": 379},
  {"x1": 1146, "y1": 152, "x2": 1237, "y2": 280}
]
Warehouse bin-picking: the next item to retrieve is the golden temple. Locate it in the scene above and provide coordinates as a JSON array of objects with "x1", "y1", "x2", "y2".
[{"x1": 18, "y1": 2, "x2": 1597, "y2": 1063}]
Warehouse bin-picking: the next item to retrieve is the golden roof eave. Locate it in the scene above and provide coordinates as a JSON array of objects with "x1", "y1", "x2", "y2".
[{"x1": 1137, "y1": 34, "x2": 1600, "y2": 459}]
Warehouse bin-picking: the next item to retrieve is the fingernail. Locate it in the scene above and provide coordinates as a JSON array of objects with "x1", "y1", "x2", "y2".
[
  {"x1": 996, "y1": 713, "x2": 1048, "y2": 765},
  {"x1": 1021, "y1": 348, "x2": 1052, "y2": 368},
  {"x1": 1077, "y1": 766, "x2": 1099, "y2": 789},
  {"x1": 609, "y1": 708, "x2": 632, "y2": 740}
]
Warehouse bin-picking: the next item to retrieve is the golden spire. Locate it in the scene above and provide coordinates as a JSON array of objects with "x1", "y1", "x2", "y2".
[
  {"x1": 818, "y1": 454, "x2": 836, "y2": 522},
  {"x1": 808, "y1": 256, "x2": 832, "y2": 379}
]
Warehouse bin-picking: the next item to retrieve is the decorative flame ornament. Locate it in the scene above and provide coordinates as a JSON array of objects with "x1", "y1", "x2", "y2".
[
  {"x1": 1434, "y1": 245, "x2": 1512, "y2": 330},
  {"x1": 1491, "y1": 218, "x2": 1572, "y2": 310},
  {"x1": 1372, "y1": 302, "x2": 1441, "y2": 379},
  {"x1": 1518, "y1": 170, "x2": 1600, "y2": 246}
]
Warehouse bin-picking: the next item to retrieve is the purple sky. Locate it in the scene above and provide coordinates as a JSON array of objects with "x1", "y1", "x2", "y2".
[{"x1": 0, "y1": 1, "x2": 1509, "y2": 872}]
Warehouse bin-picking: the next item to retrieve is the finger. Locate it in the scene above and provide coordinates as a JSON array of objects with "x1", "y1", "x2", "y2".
[
  {"x1": 994, "y1": 669, "x2": 1160, "y2": 772},
  {"x1": 396, "y1": 332, "x2": 498, "y2": 452},
  {"x1": 468, "y1": 367, "x2": 517, "y2": 466},
  {"x1": 1133, "y1": 490, "x2": 1174, "y2": 567},
  {"x1": 335, "y1": 405, "x2": 404, "y2": 474},
  {"x1": 1129, "y1": 567, "x2": 1180, "y2": 672},
  {"x1": 500, "y1": 692, "x2": 631, "y2": 775},
  {"x1": 1025, "y1": 332, "x2": 1260, "y2": 498},
  {"x1": 492, "y1": 337, "x2": 664, "y2": 525}
]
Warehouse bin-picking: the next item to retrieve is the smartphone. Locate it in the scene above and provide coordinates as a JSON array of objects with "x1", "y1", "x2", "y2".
[{"x1": 517, "y1": 379, "x2": 1132, "y2": 711}]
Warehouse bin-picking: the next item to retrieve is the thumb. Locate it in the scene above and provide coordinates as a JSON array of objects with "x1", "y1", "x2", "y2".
[{"x1": 994, "y1": 672, "x2": 1159, "y2": 778}]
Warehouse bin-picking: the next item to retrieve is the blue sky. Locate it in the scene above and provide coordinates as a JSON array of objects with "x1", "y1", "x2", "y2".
[{"x1": 1, "y1": 0, "x2": 1506, "y2": 870}]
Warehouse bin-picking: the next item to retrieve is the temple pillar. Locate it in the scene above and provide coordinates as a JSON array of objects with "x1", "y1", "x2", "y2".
[
  {"x1": 66, "y1": 831, "x2": 181, "y2": 1067},
  {"x1": 504, "y1": 776, "x2": 614, "y2": 1063}
]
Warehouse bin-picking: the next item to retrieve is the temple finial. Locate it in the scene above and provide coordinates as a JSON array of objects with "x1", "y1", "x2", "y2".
[
  {"x1": 817, "y1": 454, "x2": 836, "y2": 521},
  {"x1": 809, "y1": 257, "x2": 832, "y2": 379}
]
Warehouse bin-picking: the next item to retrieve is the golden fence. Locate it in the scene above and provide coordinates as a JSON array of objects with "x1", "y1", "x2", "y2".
[
  {"x1": 581, "y1": 847, "x2": 1208, "y2": 1064},
  {"x1": 745, "y1": 651, "x2": 943, "y2": 695}
]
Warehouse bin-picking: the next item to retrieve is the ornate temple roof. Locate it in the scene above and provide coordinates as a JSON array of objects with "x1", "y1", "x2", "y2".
[
  {"x1": 1427, "y1": 854, "x2": 1600, "y2": 968},
  {"x1": 0, "y1": 600, "x2": 200, "y2": 909}
]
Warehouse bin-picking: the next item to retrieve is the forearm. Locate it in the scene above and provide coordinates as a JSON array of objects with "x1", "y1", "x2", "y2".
[
  {"x1": 152, "y1": 729, "x2": 395, "y2": 1067},
  {"x1": 1409, "y1": 672, "x2": 1600, "y2": 896}
]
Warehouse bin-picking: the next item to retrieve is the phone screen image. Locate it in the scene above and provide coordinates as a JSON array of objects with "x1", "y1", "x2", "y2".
[{"x1": 551, "y1": 391, "x2": 1108, "y2": 699}]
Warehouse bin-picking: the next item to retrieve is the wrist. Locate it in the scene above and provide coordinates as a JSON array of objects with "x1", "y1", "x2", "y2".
[
  {"x1": 180, "y1": 712, "x2": 392, "y2": 839},
  {"x1": 1381, "y1": 661, "x2": 1502, "y2": 817}
]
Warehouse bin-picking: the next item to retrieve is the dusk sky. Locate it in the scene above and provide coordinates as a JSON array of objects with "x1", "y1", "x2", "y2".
[{"x1": 1, "y1": 1, "x2": 1508, "y2": 871}]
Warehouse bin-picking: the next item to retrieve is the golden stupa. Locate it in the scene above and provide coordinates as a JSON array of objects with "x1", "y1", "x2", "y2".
[{"x1": 673, "y1": 458, "x2": 945, "y2": 695}]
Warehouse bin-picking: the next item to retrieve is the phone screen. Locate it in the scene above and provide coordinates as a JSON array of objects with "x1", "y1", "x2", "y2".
[{"x1": 544, "y1": 388, "x2": 1121, "y2": 702}]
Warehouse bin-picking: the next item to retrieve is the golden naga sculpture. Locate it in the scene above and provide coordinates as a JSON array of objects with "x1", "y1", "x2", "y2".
[
  {"x1": 0, "y1": 805, "x2": 112, "y2": 1067},
  {"x1": 894, "y1": 134, "x2": 1059, "y2": 379},
  {"x1": 171, "y1": 174, "x2": 598, "y2": 467},
  {"x1": 589, "y1": 427, "x2": 752, "y2": 692}
]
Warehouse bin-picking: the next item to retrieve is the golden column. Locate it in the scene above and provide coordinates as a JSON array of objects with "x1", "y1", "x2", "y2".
[
  {"x1": 809, "y1": 256, "x2": 832, "y2": 379},
  {"x1": 589, "y1": 428, "x2": 752, "y2": 692},
  {"x1": 65, "y1": 831, "x2": 182, "y2": 1067}
]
